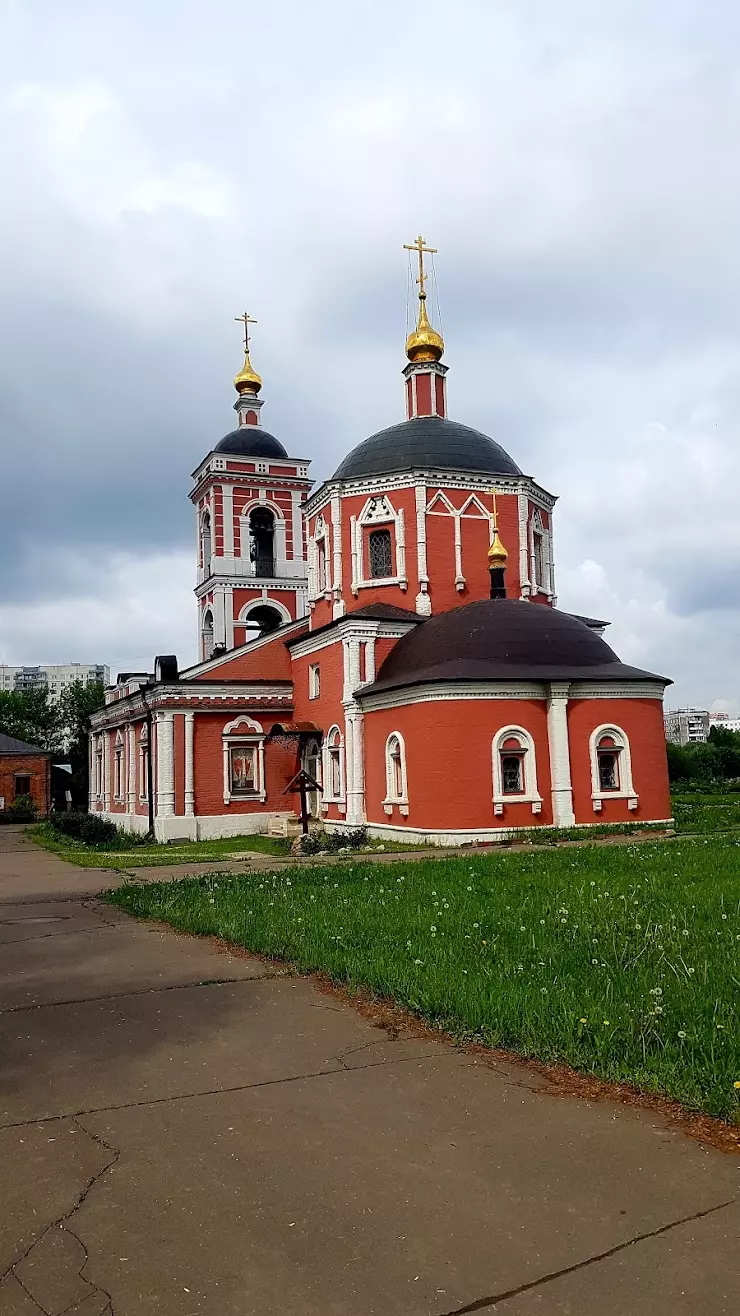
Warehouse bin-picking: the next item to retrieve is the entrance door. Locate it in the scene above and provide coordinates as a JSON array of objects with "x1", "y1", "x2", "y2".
[{"x1": 303, "y1": 739, "x2": 322, "y2": 819}]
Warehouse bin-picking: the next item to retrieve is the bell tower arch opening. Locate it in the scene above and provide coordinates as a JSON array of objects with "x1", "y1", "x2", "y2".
[{"x1": 249, "y1": 507, "x2": 276, "y2": 578}]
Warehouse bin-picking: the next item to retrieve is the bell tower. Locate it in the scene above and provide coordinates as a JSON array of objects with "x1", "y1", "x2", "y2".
[{"x1": 190, "y1": 314, "x2": 313, "y2": 662}]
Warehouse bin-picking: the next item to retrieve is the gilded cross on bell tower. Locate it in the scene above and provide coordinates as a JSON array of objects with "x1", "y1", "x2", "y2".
[
  {"x1": 403, "y1": 234, "x2": 445, "y2": 365},
  {"x1": 233, "y1": 310, "x2": 263, "y2": 397}
]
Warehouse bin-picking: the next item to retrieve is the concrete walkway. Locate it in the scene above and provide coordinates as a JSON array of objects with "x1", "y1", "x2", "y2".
[{"x1": 0, "y1": 827, "x2": 737, "y2": 1316}]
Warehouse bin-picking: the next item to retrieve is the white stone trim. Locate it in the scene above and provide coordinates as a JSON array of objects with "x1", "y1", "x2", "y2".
[
  {"x1": 589, "y1": 723, "x2": 638, "y2": 811},
  {"x1": 184, "y1": 712, "x2": 195, "y2": 816},
  {"x1": 103, "y1": 731, "x2": 111, "y2": 811},
  {"x1": 517, "y1": 493, "x2": 530, "y2": 597},
  {"x1": 126, "y1": 724, "x2": 137, "y2": 813},
  {"x1": 305, "y1": 470, "x2": 557, "y2": 520},
  {"x1": 414, "y1": 481, "x2": 430, "y2": 615},
  {"x1": 322, "y1": 724, "x2": 346, "y2": 803},
  {"x1": 359, "y1": 681, "x2": 546, "y2": 711},
  {"x1": 492, "y1": 725, "x2": 542, "y2": 815},
  {"x1": 569, "y1": 681, "x2": 667, "y2": 699},
  {"x1": 331, "y1": 494, "x2": 342, "y2": 602},
  {"x1": 344, "y1": 708, "x2": 366, "y2": 824},
  {"x1": 383, "y1": 730, "x2": 408, "y2": 809},
  {"x1": 222, "y1": 715, "x2": 266, "y2": 806},
  {"x1": 155, "y1": 711, "x2": 175, "y2": 817},
  {"x1": 288, "y1": 618, "x2": 417, "y2": 662},
  {"x1": 236, "y1": 597, "x2": 293, "y2": 627},
  {"x1": 350, "y1": 818, "x2": 674, "y2": 846},
  {"x1": 352, "y1": 494, "x2": 408, "y2": 592},
  {"x1": 291, "y1": 489, "x2": 303, "y2": 565},
  {"x1": 221, "y1": 484, "x2": 234, "y2": 558},
  {"x1": 547, "y1": 682, "x2": 575, "y2": 827}
]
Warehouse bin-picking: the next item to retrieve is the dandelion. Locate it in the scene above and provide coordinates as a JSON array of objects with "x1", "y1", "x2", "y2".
[
  {"x1": 734, "y1": 1082, "x2": 740, "y2": 1090},
  {"x1": 603, "y1": 1020, "x2": 610, "y2": 1026},
  {"x1": 678, "y1": 1031, "x2": 687, "y2": 1040}
]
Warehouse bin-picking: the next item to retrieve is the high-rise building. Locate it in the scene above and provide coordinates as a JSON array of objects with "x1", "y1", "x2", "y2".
[
  {"x1": 664, "y1": 708, "x2": 710, "y2": 745},
  {"x1": 0, "y1": 664, "x2": 110, "y2": 701}
]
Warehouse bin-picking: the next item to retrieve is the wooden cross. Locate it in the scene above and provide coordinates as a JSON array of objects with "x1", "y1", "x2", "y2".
[
  {"x1": 403, "y1": 234, "x2": 437, "y2": 298},
  {"x1": 234, "y1": 311, "x2": 257, "y2": 353}
]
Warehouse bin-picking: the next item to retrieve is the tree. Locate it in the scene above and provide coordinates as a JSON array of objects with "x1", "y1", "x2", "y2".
[
  {"x1": 0, "y1": 688, "x2": 62, "y2": 752},
  {"x1": 58, "y1": 681, "x2": 107, "y2": 808}
]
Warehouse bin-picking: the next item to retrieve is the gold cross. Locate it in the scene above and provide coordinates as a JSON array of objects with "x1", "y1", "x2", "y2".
[
  {"x1": 234, "y1": 310, "x2": 257, "y2": 353},
  {"x1": 403, "y1": 234, "x2": 437, "y2": 298},
  {"x1": 488, "y1": 487, "x2": 500, "y2": 527}
]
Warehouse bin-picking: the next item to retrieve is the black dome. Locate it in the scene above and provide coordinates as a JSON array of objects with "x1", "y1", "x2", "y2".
[
  {"x1": 214, "y1": 426, "x2": 288, "y2": 459},
  {"x1": 332, "y1": 416, "x2": 522, "y2": 481},
  {"x1": 366, "y1": 599, "x2": 668, "y2": 692}
]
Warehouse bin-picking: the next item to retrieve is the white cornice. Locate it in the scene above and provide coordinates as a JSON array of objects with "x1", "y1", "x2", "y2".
[
  {"x1": 89, "y1": 683, "x2": 294, "y2": 732},
  {"x1": 288, "y1": 618, "x2": 417, "y2": 661},
  {"x1": 358, "y1": 681, "x2": 547, "y2": 710},
  {"x1": 305, "y1": 469, "x2": 557, "y2": 517},
  {"x1": 569, "y1": 681, "x2": 667, "y2": 699}
]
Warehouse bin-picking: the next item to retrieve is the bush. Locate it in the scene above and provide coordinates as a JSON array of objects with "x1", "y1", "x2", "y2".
[
  {"x1": 299, "y1": 824, "x2": 368, "y2": 854},
  {"x1": 9, "y1": 794, "x2": 35, "y2": 821},
  {"x1": 50, "y1": 811, "x2": 118, "y2": 845}
]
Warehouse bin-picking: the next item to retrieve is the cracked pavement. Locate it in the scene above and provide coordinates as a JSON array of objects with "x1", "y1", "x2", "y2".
[{"x1": 1, "y1": 827, "x2": 738, "y2": 1315}]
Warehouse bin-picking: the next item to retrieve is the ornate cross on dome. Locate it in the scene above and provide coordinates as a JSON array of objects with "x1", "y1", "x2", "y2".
[
  {"x1": 403, "y1": 234, "x2": 437, "y2": 300},
  {"x1": 234, "y1": 310, "x2": 257, "y2": 353}
]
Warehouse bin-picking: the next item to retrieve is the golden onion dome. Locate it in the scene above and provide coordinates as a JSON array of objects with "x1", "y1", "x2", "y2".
[
  {"x1": 233, "y1": 350, "x2": 262, "y2": 396},
  {"x1": 405, "y1": 295, "x2": 445, "y2": 363},
  {"x1": 487, "y1": 529, "x2": 508, "y2": 566}
]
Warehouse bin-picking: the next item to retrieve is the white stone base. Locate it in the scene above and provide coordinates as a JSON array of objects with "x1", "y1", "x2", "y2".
[
  {"x1": 98, "y1": 810, "x2": 298, "y2": 843},
  {"x1": 354, "y1": 817, "x2": 675, "y2": 847}
]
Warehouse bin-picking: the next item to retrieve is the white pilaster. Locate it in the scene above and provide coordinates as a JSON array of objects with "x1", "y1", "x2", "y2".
[
  {"x1": 518, "y1": 493, "x2": 530, "y2": 598},
  {"x1": 414, "y1": 482, "x2": 431, "y2": 615},
  {"x1": 225, "y1": 585, "x2": 234, "y2": 650},
  {"x1": 103, "y1": 731, "x2": 111, "y2": 811},
  {"x1": 184, "y1": 712, "x2": 195, "y2": 816},
  {"x1": 454, "y1": 511, "x2": 464, "y2": 589},
  {"x1": 126, "y1": 724, "x2": 137, "y2": 813},
  {"x1": 344, "y1": 708, "x2": 365, "y2": 825},
  {"x1": 331, "y1": 493, "x2": 342, "y2": 596},
  {"x1": 397, "y1": 507, "x2": 407, "y2": 587},
  {"x1": 547, "y1": 683, "x2": 575, "y2": 828},
  {"x1": 365, "y1": 637, "x2": 376, "y2": 685},
  {"x1": 291, "y1": 489, "x2": 303, "y2": 564},
  {"x1": 155, "y1": 711, "x2": 176, "y2": 817}
]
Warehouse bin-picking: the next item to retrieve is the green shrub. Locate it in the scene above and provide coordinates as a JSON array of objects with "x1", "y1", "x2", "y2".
[
  {"x1": 50, "y1": 811, "x2": 118, "y2": 844},
  {"x1": 9, "y1": 794, "x2": 35, "y2": 821}
]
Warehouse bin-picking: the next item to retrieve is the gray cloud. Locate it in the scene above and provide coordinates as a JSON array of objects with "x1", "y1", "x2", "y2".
[{"x1": 1, "y1": 0, "x2": 739, "y2": 706}]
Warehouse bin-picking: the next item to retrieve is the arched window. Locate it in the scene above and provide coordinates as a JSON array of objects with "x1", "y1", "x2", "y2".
[
  {"x1": 384, "y1": 732, "x2": 408, "y2": 813},
  {"x1": 201, "y1": 511, "x2": 212, "y2": 573},
  {"x1": 249, "y1": 507, "x2": 275, "y2": 578},
  {"x1": 202, "y1": 609, "x2": 214, "y2": 661},
  {"x1": 589, "y1": 725, "x2": 637, "y2": 812},
  {"x1": 368, "y1": 528, "x2": 393, "y2": 579},
  {"x1": 302, "y1": 736, "x2": 322, "y2": 818},
  {"x1": 324, "y1": 726, "x2": 344, "y2": 803},
  {"x1": 492, "y1": 726, "x2": 542, "y2": 816},
  {"x1": 243, "y1": 604, "x2": 283, "y2": 640}
]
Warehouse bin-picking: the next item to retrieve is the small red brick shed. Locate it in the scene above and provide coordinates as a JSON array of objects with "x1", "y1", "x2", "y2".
[{"x1": 0, "y1": 733, "x2": 51, "y2": 817}]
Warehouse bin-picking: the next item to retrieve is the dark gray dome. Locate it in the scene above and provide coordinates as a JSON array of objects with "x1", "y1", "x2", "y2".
[
  {"x1": 366, "y1": 599, "x2": 669, "y2": 693},
  {"x1": 333, "y1": 416, "x2": 522, "y2": 481},
  {"x1": 214, "y1": 426, "x2": 288, "y2": 459}
]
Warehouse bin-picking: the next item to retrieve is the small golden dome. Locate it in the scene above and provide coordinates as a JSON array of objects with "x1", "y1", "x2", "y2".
[
  {"x1": 234, "y1": 351, "x2": 262, "y2": 396},
  {"x1": 487, "y1": 529, "x2": 508, "y2": 566},
  {"x1": 405, "y1": 295, "x2": 445, "y2": 363}
]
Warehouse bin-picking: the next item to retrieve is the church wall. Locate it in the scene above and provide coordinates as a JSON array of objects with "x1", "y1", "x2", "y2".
[
  {"x1": 191, "y1": 711, "x2": 295, "y2": 817},
  {"x1": 291, "y1": 637, "x2": 347, "y2": 822},
  {"x1": 567, "y1": 697, "x2": 672, "y2": 824},
  {"x1": 191, "y1": 635, "x2": 298, "y2": 682},
  {"x1": 174, "y1": 712, "x2": 185, "y2": 817},
  {"x1": 363, "y1": 698, "x2": 554, "y2": 832}
]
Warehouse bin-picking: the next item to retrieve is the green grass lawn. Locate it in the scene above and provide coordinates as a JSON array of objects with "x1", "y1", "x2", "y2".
[
  {"x1": 107, "y1": 834, "x2": 740, "y2": 1121},
  {"x1": 29, "y1": 824, "x2": 291, "y2": 868},
  {"x1": 672, "y1": 792, "x2": 740, "y2": 834}
]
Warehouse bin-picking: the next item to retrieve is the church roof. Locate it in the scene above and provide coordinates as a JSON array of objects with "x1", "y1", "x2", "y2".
[
  {"x1": 362, "y1": 599, "x2": 670, "y2": 694},
  {"x1": 332, "y1": 416, "x2": 522, "y2": 481},
  {"x1": 214, "y1": 426, "x2": 289, "y2": 459}
]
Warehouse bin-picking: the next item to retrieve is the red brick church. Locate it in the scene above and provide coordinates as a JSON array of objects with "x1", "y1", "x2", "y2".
[{"x1": 89, "y1": 239, "x2": 672, "y2": 842}]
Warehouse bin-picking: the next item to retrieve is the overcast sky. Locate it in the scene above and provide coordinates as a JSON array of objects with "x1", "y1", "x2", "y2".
[{"x1": 1, "y1": 0, "x2": 739, "y2": 709}]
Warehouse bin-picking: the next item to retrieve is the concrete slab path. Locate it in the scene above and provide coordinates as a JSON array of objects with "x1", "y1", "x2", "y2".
[{"x1": 1, "y1": 826, "x2": 738, "y2": 1316}]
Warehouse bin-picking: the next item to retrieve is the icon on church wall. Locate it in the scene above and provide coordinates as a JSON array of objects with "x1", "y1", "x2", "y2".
[{"x1": 229, "y1": 746, "x2": 257, "y2": 794}]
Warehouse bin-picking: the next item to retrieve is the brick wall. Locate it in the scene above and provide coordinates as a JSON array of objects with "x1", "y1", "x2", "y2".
[{"x1": 0, "y1": 754, "x2": 50, "y2": 816}]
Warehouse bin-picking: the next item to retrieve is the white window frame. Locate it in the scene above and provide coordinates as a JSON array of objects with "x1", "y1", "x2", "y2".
[
  {"x1": 138, "y1": 724, "x2": 149, "y2": 801},
  {"x1": 308, "y1": 513, "x2": 331, "y2": 600},
  {"x1": 529, "y1": 509, "x2": 552, "y2": 597},
  {"x1": 492, "y1": 725, "x2": 542, "y2": 816},
  {"x1": 589, "y1": 724, "x2": 638, "y2": 812},
  {"x1": 95, "y1": 742, "x2": 104, "y2": 800},
  {"x1": 308, "y1": 662, "x2": 320, "y2": 700},
  {"x1": 222, "y1": 716, "x2": 266, "y2": 805},
  {"x1": 202, "y1": 608, "x2": 214, "y2": 661},
  {"x1": 351, "y1": 496, "x2": 407, "y2": 593},
  {"x1": 383, "y1": 731, "x2": 409, "y2": 816},
  {"x1": 322, "y1": 724, "x2": 346, "y2": 810}
]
